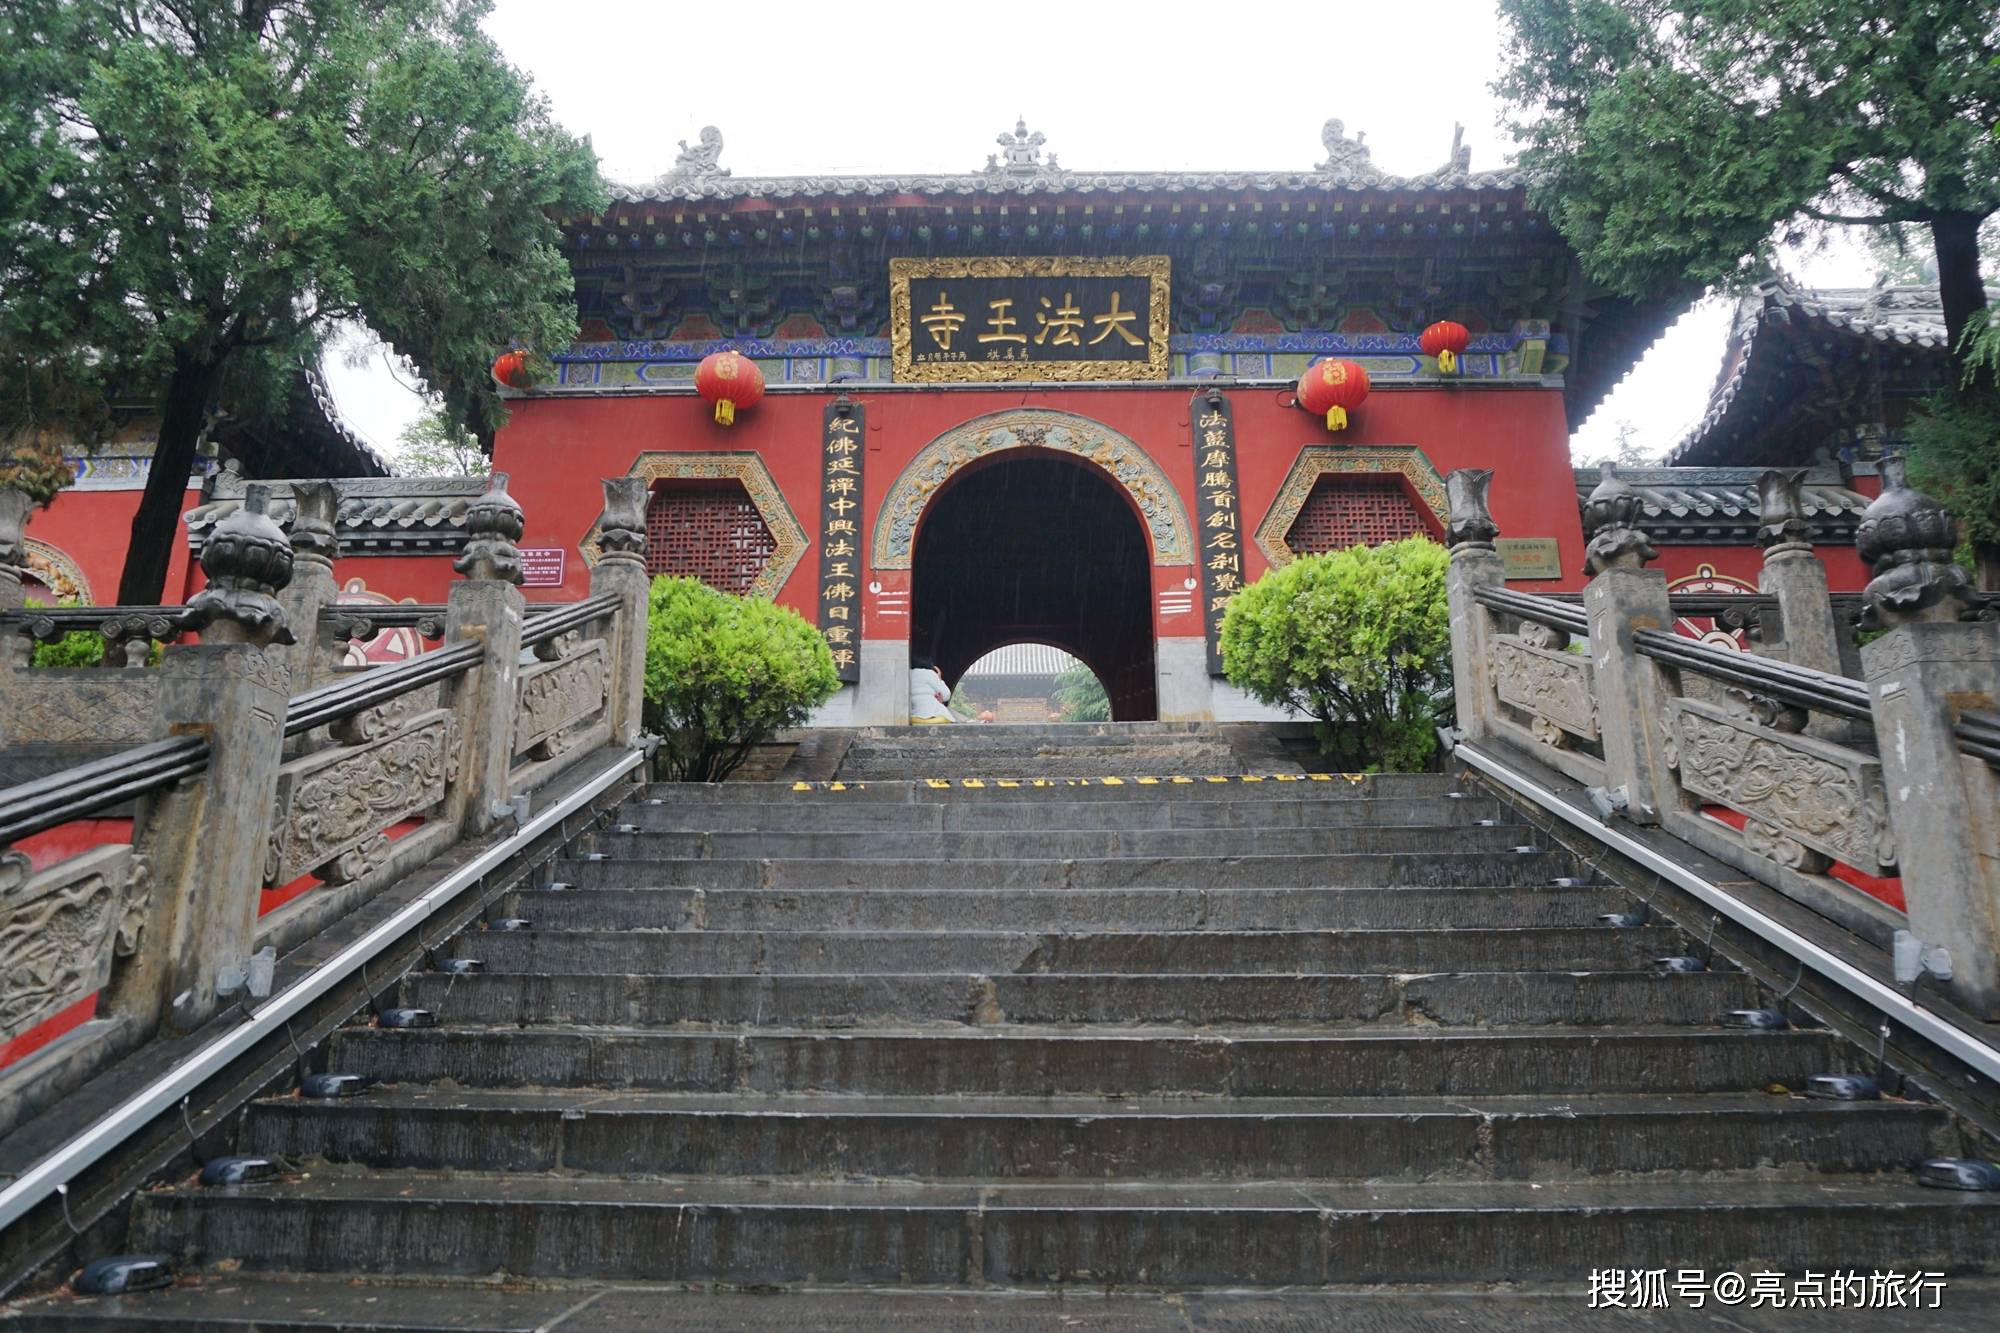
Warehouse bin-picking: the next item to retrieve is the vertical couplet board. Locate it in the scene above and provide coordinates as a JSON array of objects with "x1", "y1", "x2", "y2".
[
  {"x1": 1192, "y1": 392, "x2": 1243, "y2": 676},
  {"x1": 818, "y1": 403, "x2": 864, "y2": 682}
]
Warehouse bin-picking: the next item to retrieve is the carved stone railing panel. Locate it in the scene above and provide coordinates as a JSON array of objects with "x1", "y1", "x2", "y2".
[
  {"x1": 1493, "y1": 626, "x2": 1599, "y2": 749},
  {"x1": 1665, "y1": 695, "x2": 1894, "y2": 877},
  {"x1": 264, "y1": 707, "x2": 459, "y2": 888},
  {"x1": 0, "y1": 674, "x2": 160, "y2": 747},
  {"x1": 0, "y1": 845, "x2": 145, "y2": 1043},
  {"x1": 512, "y1": 639, "x2": 609, "y2": 762}
]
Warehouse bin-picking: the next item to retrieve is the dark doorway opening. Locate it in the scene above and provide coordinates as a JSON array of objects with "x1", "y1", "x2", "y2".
[{"x1": 911, "y1": 450, "x2": 1156, "y2": 721}]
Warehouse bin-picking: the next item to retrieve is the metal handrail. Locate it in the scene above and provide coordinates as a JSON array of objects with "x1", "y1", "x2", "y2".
[
  {"x1": 520, "y1": 594, "x2": 620, "y2": 648},
  {"x1": 283, "y1": 640, "x2": 484, "y2": 737},
  {"x1": 0, "y1": 593, "x2": 623, "y2": 845},
  {"x1": 1633, "y1": 628, "x2": 1873, "y2": 721},
  {"x1": 1472, "y1": 586, "x2": 1589, "y2": 636}
]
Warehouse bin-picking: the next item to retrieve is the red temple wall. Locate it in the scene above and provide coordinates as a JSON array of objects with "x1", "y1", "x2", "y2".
[
  {"x1": 494, "y1": 385, "x2": 1591, "y2": 639},
  {"x1": 21, "y1": 487, "x2": 202, "y2": 604}
]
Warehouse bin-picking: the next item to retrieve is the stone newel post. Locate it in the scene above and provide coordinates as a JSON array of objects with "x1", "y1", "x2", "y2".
[
  {"x1": 277, "y1": 481, "x2": 342, "y2": 692},
  {"x1": 1857, "y1": 459, "x2": 2000, "y2": 1017},
  {"x1": 590, "y1": 477, "x2": 652, "y2": 748},
  {"x1": 1579, "y1": 464, "x2": 1682, "y2": 824},
  {"x1": 0, "y1": 487, "x2": 31, "y2": 613},
  {"x1": 1755, "y1": 469, "x2": 1846, "y2": 678},
  {"x1": 444, "y1": 473, "x2": 528, "y2": 836},
  {"x1": 122, "y1": 485, "x2": 296, "y2": 1033},
  {"x1": 1443, "y1": 469, "x2": 1504, "y2": 743}
]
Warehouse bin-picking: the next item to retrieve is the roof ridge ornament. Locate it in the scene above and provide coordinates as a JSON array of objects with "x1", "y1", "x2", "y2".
[
  {"x1": 1316, "y1": 118, "x2": 1384, "y2": 183},
  {"x1": 985, "y1": 117, "x2": 1056, "y2": 176},
  {"x1": 663, "y1": 125, "x2": 728, "y2": 183}
]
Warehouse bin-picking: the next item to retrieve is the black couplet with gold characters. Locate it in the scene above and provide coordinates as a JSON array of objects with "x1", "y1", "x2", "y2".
[
  {"x1": 890, "y1": 256, "x2": 1170, "y2": 383},
  {"x1": 1191, "y1": 391, "x2": 1242, "y2": 676},
  {"x1": 818, "y1": 402, "x2": 864, "y2": 683}
]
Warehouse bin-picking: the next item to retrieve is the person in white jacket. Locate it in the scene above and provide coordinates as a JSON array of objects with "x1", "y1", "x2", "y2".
[{"x1": 909, "y1": 657, "x2": 954, "y2": 724}]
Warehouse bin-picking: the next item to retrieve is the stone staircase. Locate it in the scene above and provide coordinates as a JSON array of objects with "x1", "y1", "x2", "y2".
[
  {"x1": 19, "y1": 727, "x2": 2000, "y2": 1326},
  {"x1": 827, "y1": 720, "x2": 1250, "y2": 781}
]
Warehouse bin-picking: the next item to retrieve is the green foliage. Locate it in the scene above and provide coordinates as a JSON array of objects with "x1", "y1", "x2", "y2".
[
  {"x1": 0, "y1": 0, "x2": 602, "y2": 587},
  {"x1": 395, "y1": 404, "x2": 490, "y2": 477},
  {"x1": 18, "y1": 598, "x2": 164, "y2": 668},
  {"x1": 1219, "y1": 538, "x2": 1452, "y2": 772},
  {"x1": 1905, "y1": 310, "x2": 2000, "y2": 560},
  {"x1": 1052, "y1": 661, "x2": 1111, "y2": 722},
  {"x1": 642, "y1": 577, "x2": 840, "y2": 783},
  {"x1": 1495, "y1": 2, "x2": 1998, "y2": 343}
]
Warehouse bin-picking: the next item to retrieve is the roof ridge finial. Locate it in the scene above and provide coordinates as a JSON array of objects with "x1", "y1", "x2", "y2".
[
  {"x1": 988, "y1": 117, "x2": 1050, "y2": 176},
  {"x1": 663, "y1": 125, "x2": 728, "y2": 183}
]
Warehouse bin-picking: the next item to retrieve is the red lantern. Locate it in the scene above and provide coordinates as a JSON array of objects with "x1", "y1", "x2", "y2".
[
  {"x1": 491, "y1": 349, "x2": 530, "y2": 388},
  {"x1": 694, "y1": 350, "x2": 765, "y2": 427},
  {"x1": 1296, "y1": 358, "x2": 1371, "y2": 431},
  {"x1": 1420, "y1": 320, "x2": 1471, "y2": 374}
]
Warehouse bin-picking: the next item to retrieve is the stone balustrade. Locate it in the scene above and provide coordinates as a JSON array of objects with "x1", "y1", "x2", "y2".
[
  {"x1": 1448, "y1": 460, "x2": 2000, "y2": 1020},
  {"x1": 0, "y1": 473, "x2": 650, "y2": 1131}
]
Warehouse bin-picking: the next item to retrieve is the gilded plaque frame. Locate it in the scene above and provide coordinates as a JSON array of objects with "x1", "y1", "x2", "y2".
[{"x1": 889, "y1": 256, "x2": 1171, "y2": 383}]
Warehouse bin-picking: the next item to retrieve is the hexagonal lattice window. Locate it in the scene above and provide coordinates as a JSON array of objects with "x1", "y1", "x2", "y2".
[
  {"x1": 1283, "y1": 475, "x2": 1430, "y2": 555},
  {"x1": 645, "y1": 480, "x2": 778, "y2": 596}
]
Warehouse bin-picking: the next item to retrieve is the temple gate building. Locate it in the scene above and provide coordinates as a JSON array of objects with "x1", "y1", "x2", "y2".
[{"x1": 485, "y1": 120, "x2": 1684, "y2": 722}]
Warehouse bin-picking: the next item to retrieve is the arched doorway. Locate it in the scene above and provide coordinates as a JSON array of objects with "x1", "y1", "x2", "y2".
[{"x1": 911, "y1": 450, "x2": 1157, "y2": 720}]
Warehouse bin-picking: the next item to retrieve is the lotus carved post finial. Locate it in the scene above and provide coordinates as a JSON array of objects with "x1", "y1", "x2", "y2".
[
  {"x1": 454, "y1": 472, "x2": 526, "y2": 585},
  {"x1": 1754, "y1": 468, "x2": 1813, "y2": 554},
  {"x1": 596, "y1": 476, "x2": 649, "y2": 567},
  {"x1": 1856, "y1": 455, "x2": 1975, "y2": 628},
  {"x1": 180, "y1": 483, "x2": 297, "y2": 645},
  {"x1": 288, "y1": 481, "x2": 341, "y2": 571},
  {"x1": 1445, "y1": 469, "x2": 1499, "y2": 552},
  {"x1": 1581, "y1": 462, "x2": 1657, "y2": 577}
]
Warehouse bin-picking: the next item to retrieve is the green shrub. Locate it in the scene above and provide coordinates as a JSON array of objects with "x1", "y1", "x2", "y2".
[
  {"x1": 642, "y1": 576, "x2": 840, "y2": 783},
  {"x1": 1219, "y1": 537, "x2": 1452, "y2": 772},
  {"x1": 22, "y1": 598, "x2": 108, "y2": 668},
  {"x1": 1052, "y1": 660, "x2": 1111, "y2": 722}
]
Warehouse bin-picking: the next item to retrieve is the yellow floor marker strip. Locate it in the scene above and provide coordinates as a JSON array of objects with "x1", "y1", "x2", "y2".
[
  {"x1": 961, "y1": 779, "x2": 985, "y2": 788},
  {"x1": 1100, "y1": 776, "x2": 1125, "y2": 786},
  {"x1": 1136, "y1": 777, "x2": 1160, "y2": 785},
  {"x1": 1171, "y1": 776, "x2": 1194, "y2": 784},
  {"x1": 997, "y1": 779, "x2": 1020, "y2": 788}
]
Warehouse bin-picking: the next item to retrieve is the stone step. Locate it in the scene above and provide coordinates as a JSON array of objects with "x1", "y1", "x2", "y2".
[
  {"x1": 22, "y1": 1281, "x2": 2000, "y2": 1333},
  {"x1": 650, "y1": 774, "x2": 1461, "y2": 803},
  {"x1": 618, "y1": 793, "x2": 1510, "y2": 833},
  {"x1": 127, "y1": 1173, "x2": 2000, "y2": 1286},
  {"x1": 582, "y1": 824, "x2": 1539, "y2": 860},
  {"x1": 398, "y1": 969, "x2": 1761, "y2": 1028},
  {"x1": 442, "y1": 926, "x2": 1688, "y2": 977},
  {"x1": 324, "y1": 1025, "x2": 1839, "y2": 1097},
  {"x1": 498, "y1": 884, "x2": 1637, "y2": 932},
  {"x1": 551, "y1": 850, "x2": 1585, "y2": 891},
  {"x1": 241, "y1": 1089, "x2": 1950, "y2": 1181}
]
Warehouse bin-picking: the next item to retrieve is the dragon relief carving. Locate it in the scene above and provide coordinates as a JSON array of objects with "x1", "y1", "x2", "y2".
[
  {"x1": 265, "y1": 709, "x2": 459, "y2": 887},
  {"x1": 1492, "y1": 628, "x2": 1599, "y2": 748},
  {"x1": 1667, "y1": 698, "x2": 1895, "y2": 876},
  {"x1": 0, "y1": 845, "x2": 135, "y2": 1041},
  {"x1": 513, "y1": 640, "x2": 609, "y2": 761}
]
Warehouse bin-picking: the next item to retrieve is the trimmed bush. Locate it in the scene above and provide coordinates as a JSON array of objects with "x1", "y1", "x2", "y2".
[
  {"x1": 642, "y1": 576, "x2": 840, "y2": 783},
  {"x1": 1219, "y1": 537, "x2": 1452, "y2": 772}
]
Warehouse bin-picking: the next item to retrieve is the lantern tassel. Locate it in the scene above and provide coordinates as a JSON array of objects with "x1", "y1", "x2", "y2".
[
  {"x1": 1326, "y1": 406, "x2": 1347, "y2": 431},
  {"x1": 1437, "y1": 349, "x2": 1457, "y2": 374},
  {"x1": 715, "y1": 400, "x2": 735, "y2": 427}
]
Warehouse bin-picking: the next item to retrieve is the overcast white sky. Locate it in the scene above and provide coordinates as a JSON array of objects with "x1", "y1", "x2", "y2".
[{"x1": 322, "y1": 0, "x2": 1876, "y2": 467}]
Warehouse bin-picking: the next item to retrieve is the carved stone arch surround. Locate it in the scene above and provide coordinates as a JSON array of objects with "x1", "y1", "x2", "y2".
[
  {"x1": 873, "y1": 409, "x2": 1193, "y2": 569},
  {"x1": 581, "y1": 451, "x2": 808, "y2": 601},
  {"x1": 22, "y1": 538, "x2": 92, "y2": 602},
  {"x1": 1252, "y1": 445, "x2": 1448, "y2": 569}
]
